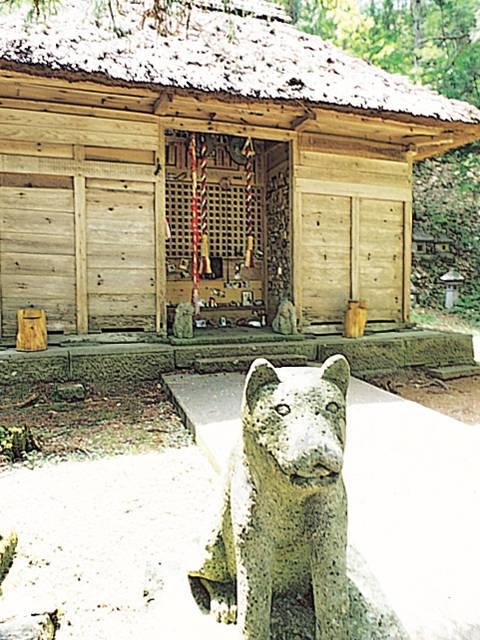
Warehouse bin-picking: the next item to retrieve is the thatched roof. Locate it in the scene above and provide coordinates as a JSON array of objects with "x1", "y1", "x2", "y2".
[{"x1": 1, "y1": 0, "x2": 480, "y2": 125}]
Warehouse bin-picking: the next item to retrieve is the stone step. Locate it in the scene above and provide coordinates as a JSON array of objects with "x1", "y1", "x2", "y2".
[
  {"x1": 175, "y1": 340, "x2": 317, "y2": 368},
  {"x1": 194, "y1": 353, "x2": 308, "y2": 373},
  {"x1": 426, "y1": 363, "x2": 480, "y2": 380}
]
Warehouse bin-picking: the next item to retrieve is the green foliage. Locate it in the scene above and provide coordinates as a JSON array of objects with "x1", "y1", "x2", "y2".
[
  {"x1": 412, "y1": 146, "x2": 480, "y2": 322},
  {"x1": 452, "y1": 293, "x2": 480, "y2": 324},
  {"x1": 0, "y1": 425, "x2": 40, "y2": 463}
]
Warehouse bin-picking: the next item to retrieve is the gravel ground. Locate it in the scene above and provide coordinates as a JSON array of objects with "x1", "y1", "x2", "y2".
[{"x1": 0, "y1": 446, "x2": 226, "y2": 639}]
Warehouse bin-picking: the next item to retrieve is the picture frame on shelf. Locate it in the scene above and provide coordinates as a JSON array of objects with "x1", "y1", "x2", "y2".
[{"x1": 242, "y1": 290, "x2": 253, "y2": 306}]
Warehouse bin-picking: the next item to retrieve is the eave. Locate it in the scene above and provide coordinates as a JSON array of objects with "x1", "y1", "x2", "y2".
[{"x1": 1, "y1": 66, "x2": 479, "y2": 162}]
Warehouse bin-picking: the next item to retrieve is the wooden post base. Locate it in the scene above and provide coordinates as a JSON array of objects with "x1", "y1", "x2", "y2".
[
  {"x1": 16, "y1": 308, "x2": 47, "y2": 351},
  {"x1": 343, "y1": 300, "x2": 368, "y2": 339}
]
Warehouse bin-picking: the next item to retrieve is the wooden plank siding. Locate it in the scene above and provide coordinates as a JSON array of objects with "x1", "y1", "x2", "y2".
[
  {"x1": 299, "y1": 193, "x2": 351, "y2": 324},
  {"x1": 294, "y1": 146, "x2": 412, "y2": 328},
  {"x1": 0, "y1": 107, "x2": 163, "y2": 338},
  {"x1": 86, "y1": 182, "x2": 156, "y2": 331},
  {"x1": 0, "y1": 181, "x2": 77, "y2": 335},
  {"x1": 358, "y1": 199, "x2": 404, "y2": 321},
  {"x1": 0, "y1": 108, "x2": 158, "y2": 149}
]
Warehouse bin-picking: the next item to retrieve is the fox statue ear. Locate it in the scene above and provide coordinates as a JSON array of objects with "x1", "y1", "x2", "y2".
[
  {"x1": 244, "y1": 358, "x2": 280, "y2": 412},
  {"x1": 320, "y1": 354, "x2": 350, "y2": 398}
]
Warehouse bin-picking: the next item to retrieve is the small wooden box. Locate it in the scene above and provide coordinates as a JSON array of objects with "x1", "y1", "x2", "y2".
[{"x1": 16, "y1": 308, "x2": 47, "y2": 352}]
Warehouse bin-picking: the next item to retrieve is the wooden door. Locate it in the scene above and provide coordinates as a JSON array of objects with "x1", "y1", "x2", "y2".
[
  {"x1": 358, "y1": 198, "x2": 404, "y2": 322},
  {"x1": 299, "y1": 193, "x2": 351, "y2": 323},
  {"x1": 0, "y1": 174, "x2": 76, "y2": 337},
  {"x1": 86, "y1": 178, "x2": 156, "y2": 331}
]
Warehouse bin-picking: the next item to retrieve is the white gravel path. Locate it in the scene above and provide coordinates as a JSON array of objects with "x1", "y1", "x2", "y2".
[{"x1": 0, "y1": 447, "x2": 237, "y2": 639}]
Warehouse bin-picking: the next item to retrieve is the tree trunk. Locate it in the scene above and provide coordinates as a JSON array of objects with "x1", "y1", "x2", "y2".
[{"x1": 412, "y1": 0, "x2": 422, "y2": 71}]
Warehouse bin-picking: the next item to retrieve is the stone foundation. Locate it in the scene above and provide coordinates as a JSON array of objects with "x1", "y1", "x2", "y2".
[{"x1": 0, "y1": 329, "x2": 476, "y2": 384}]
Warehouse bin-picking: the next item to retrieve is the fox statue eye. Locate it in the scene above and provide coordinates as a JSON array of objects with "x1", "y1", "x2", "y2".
[
  {"x1": 275, "y1": 404, "x2": 291, "y2": 416},
  {"x1": 326, "y1": 402, "x2": 340, "y2": 414}
]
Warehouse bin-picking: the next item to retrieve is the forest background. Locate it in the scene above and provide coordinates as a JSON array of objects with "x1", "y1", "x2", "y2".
[{"x1": 3, "y1": 0, "x2": 480, "y2": 322}]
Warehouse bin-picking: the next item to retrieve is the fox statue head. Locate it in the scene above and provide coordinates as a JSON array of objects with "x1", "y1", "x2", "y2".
[{"x1": 241, "y1": 355, "x2": 350, "y2": 491}]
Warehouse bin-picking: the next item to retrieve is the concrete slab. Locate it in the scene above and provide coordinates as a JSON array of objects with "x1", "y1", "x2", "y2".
[
  {"x1": 163, "y1": 370, "x2": 480, "y2": 640},
  {"x1": 164, "y1": 371, "x2": 243, "y2": 472},
  {"x1": 344, "y1": 379, "x2": 480, "y2": 640}
]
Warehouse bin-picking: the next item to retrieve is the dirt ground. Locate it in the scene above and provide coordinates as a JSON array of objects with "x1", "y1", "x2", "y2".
[
  {"x1": 363, "y1": 369, "x2": 480, "y2": 425},
  {"x1": 0, "y1": 380, "x2": 192, "y2": 469},
  {"x1": 1, "y1": 366, "x2": 479, "y2": 470}
]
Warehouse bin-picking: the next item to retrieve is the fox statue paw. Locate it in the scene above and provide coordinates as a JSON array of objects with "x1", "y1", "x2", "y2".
[{"x1": 201, "y1": 579, "x2": 237, "y2": 624}]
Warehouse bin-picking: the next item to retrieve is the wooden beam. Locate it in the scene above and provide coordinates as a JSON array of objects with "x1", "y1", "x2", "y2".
[
  {"x1": 298, "y1": 132, "x2": 409, "y2": 161},
  {"x1": 73, "y1": 145, "x2": 88, "y2": 334},
  {"x1": 412, "y1": 132, "x2": 480, "y2": 161},
  {"x1": 2, "y1": 69, "x2": 479, "y2": 148},
  {"x1": 401, "y1": 134, "x2": 454, "y2": 147},
  {"x1": 0, "y1": 69, "x2": 158, "y2": 99},
  {"x1": 0, "y1": 107, "x2": 158, "y2": 148},
  {"x1": 310, "y1": 105, "x2": 447, "y2": 137},
  {"x1": 0, "y1": 154, "x2": 156, "y2": 181},
  {"x1": 167, "y1": 93, "x2": 291, "y2": 120},
  {"x1": 153, "y1": 92, "x2": 173, "y2": 115},
  {"x1": 3, "y1": 74, "x2": 478, "y2": 159},
  {"x1": 291, "y1": 109, "x2": 316, "y2": 132},
  {"x1": 158, "y1": 115, "x2": 296, "y2": 141},
  {"x1": 0, "y1": 96, "x2": 157, "y2": 123},
  {"x1": 296, "y1": 177, "x2": 411, "y2": 202}
]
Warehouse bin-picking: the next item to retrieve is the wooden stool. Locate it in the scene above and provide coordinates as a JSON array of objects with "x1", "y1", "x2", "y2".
[{"x1": 16, "y1": 308, "x2": 47, "y2": 352}]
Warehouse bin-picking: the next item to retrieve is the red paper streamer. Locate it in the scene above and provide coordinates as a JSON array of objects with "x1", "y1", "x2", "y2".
[{"x1": 243, "y1": 137, "x2": 255, "y2": 268}]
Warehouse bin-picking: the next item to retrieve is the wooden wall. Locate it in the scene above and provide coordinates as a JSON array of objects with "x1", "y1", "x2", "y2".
[
  {"x1": 0, "y1": 172, "x2": 76, "y2": 335},
  {"x1": 0, "y1": 107, "x2": 166, "y2": 338},
  {"x1": 294, "y1": 135, "x2": 412, "y2": 330},
  {"x1": 0, "y1": 102, "x2": 414, "y2": 339}
]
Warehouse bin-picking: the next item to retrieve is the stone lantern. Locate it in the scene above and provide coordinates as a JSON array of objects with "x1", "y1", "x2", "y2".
[{"x1": 439, "y1": 270, "x2": 464, "y2": 309}]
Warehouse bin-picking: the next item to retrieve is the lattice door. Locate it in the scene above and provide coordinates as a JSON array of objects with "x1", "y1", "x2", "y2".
[{"x1": 166, "y1": 181, "x2": 264, "y2": 260}]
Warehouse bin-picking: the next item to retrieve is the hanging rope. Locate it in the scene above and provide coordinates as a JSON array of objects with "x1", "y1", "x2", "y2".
[
  {"x1": 243, "y1": 136, "x2": 256, "y2": 268},
  {"x1": 198, "y1": 134, "x2": 212, "y2": 276},
  {"x1": 189, "y1": 132, "x2": 200, "y2": 310}
]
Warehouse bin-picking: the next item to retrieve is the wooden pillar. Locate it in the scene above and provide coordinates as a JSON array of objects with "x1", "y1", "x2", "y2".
[
  {"x1": 402, "y1": 151, "x2": 414, "y2": 324},
  {"x1": 155, "y1": 123, "x2": 167, "y2": 334},
  {"x1": 350, "y1": 196, "x2": 360, "y2": 300},
  {"x1": 291, "y1": 134, "x2": 303, "y2": 325},
  {"x1": 0, "y1": 209, "x2": 2, "y2": 339},
  {"x1": 74, "y1": 145, "x2": 88, "y2": 334}
]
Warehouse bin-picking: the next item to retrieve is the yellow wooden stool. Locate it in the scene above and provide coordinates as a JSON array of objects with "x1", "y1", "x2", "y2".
[{"x1": 16, "y1": 308, "x2": 47, "y2": 352}]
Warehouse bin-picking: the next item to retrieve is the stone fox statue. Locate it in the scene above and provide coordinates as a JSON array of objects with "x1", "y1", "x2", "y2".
[{"x1": 189, "y1": 355, "x2": 350, "y2": 640}]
